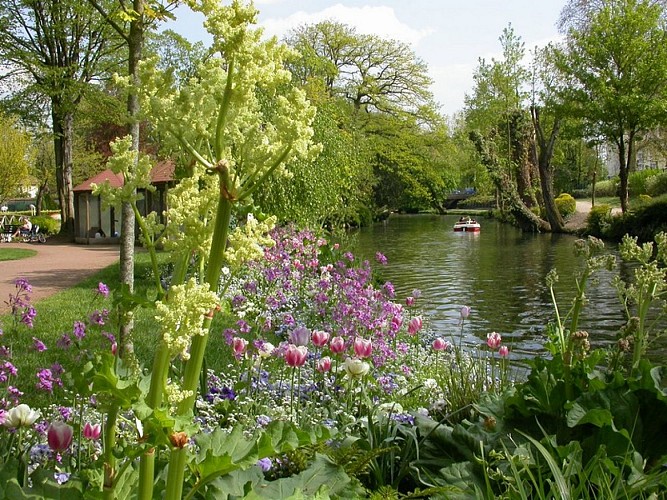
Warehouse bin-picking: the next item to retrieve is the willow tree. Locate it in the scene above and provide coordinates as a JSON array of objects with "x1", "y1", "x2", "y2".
[{"x1": 554, "y1": 0, "x2": 667, "y2": 213}]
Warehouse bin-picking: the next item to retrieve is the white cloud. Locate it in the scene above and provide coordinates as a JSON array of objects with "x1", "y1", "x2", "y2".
[{"x1": 260, "y1": 4, "x2": 433, "y2": 46}]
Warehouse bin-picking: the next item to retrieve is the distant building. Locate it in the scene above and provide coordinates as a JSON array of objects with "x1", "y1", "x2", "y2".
[{"x1": 73, "y1": 160, "x2": 175, "y2": 244}]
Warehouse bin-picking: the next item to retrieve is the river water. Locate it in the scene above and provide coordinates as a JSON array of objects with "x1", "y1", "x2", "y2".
[{"x1": 350, "y1": 214, "x2": 645, "y2": 361}]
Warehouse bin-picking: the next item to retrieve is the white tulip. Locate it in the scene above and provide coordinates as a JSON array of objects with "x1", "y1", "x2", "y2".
[
  {"x1": 343, "y1": 357, "x2": 370, "y2": 378},
  {"x1": 3, "y1": 404, "x2": 40, "y2": 428}
]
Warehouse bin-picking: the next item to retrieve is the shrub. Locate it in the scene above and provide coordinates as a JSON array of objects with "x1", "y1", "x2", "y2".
[
  {"x1": 593, "y1": 179, "x2": 618, "y2": 197},
  {"x1": 30, "y1": 215, "x2": 60, "y2": 235},
  {"x1": 628, "y1": 168, "x2": 660, "y2": 196},
  {"x1": 585, "y1": 204, "x2": 612, "y2": 237},
  {"x1": 646, "y1": 172, "x2": 667, "y2": 196},
  {"x1": 555, "y1": 193, "x2": 576, "y2": 219},
  {"x1": 459, "y1": 195, "x2": 494, "y2": 209}
]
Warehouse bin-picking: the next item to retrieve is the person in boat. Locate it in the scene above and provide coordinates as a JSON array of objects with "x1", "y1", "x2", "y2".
[{"x1": 458, "y1": 217, "x2": 466, "y2": 223}]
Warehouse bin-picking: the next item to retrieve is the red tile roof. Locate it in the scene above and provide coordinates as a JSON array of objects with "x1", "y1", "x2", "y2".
[
  {"x1": 73, "y1": 160, "x2": 175, "y2": 192},
  {"x1": 73, "y1": 169, "x2": 124, "y2": 192}
]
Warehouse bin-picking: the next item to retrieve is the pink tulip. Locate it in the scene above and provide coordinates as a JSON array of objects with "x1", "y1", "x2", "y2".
[
  {"x1": 285, "y1": 344, "x2": 308, "y2": 367},
  {"x1": 329, "y1": 336, "x2": 346, "y2": 354},
  {"x1": 499, "y1": 345, "x2": 510, "y2": 358},
  {"x1": 432, "y1": 337, "x2": 449, "y2": 351},
  {"x1": 486, "y1": 332, "x2": 502, "y2": 350},
  {"x1": 311, "y1": 330, "x2": 330, "y2": 348},
  {"x1": 407, "y1": 317, "x2": 423, "y2": 335},
  {"x1": 83, "y1": 422, "x2": 102, "y2": 440},
  {"x1": 405, "y1": 296, "x2": 415, "y2": 306},
  {"x1": 232, "y1": 337, "x2": 248, "y2": 357},
  {"x1": 47, "y1": 421, "x2": 73, "y2": 452},
  {"x1": 353, "y1": 337, "x2": 372, "y2": 358},
  {"x1": 460, "y1": 306, "x2": 471, "y2": 320},
  {"x1": 316, "y1": 356, "x2": 332, "y2": 372}
]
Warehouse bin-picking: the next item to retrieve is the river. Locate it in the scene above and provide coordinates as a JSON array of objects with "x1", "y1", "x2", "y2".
[{"x1": 350, "y1": 214, "x2": 654, "y2": 361}]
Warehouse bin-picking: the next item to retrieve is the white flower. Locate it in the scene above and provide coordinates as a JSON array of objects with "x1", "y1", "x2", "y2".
[
  {"x1": 377, "y1": 402, "x2": 403, "y2": 414},
  {"x1": 424, "y1": 378, "x2": 438, "y2": 390},
  {"x1": 258, "y1": 342, "x2": 275, "y2": 358},
  {"x1": 343, "y1": 357, "x2": 370, "y2": 378},
  {"x1": 3, "y1": 404, "x2": 40, "y2": 428}
]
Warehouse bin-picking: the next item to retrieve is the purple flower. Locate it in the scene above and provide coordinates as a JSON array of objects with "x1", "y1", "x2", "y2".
[
  {"x1": 36, "y1": 368, "x2": 62, "y2": 393},
  {"x1": 97, "y1": 282, "x2": 110, "y2": 298},
  {"x1": 32, "y1": 337, "x2": 47, "y2": 352},
  {"x1": 289, "y1": 326, "x2": 310, "y2": 346},
  {"x1": 236, "y1": 320, "x2": 251, "y2": 334},
  {"x1": 73, "y1": 321, "x2": 86, "y2": 340},
  {"x1": 89, "y1": 309, "x2": 109, "y2": 326},
  {"x1": 375, "y1": 252, "x2": 388, "y2": 265},
  {"x1": 56, "y1": 334, "x2": 72, "y2": 350},
  {"x1": 21, "y1": 306, "x2": 37, "y2": 328},
  {"x1": 257, "y1": 457, "x2": 272, "y2": 472},
  {"x1": 14, "y1": 278, "x2": 32, "y2": 293}
]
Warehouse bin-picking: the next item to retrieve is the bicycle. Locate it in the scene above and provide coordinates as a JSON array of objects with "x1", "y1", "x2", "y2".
[{"x1": 16, "y1": 225, "x2": 47, "y2": 243}]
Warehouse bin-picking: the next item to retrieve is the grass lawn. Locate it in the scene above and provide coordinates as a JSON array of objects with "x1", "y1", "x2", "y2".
[{"x1": 0, "y1": 247, "x2": 37, "y2": 261}]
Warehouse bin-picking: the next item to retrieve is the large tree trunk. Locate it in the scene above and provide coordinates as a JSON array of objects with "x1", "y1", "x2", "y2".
[
  {"x1": 531, "y1": 106, "x2": 565, "y2": 232},
  {"x1": 469, "y1": 131, "x2": 550, "y2": 232},
  {"x1": 52, "y1": 103, "x2": 76, "y2": 240}
]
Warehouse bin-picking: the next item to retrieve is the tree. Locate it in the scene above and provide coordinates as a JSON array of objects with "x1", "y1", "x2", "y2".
[
  {"x1": 0, "y1": 114, "x2": 32, "y2": 204},
  {"x1": 554, "y1": 0, "x2": 667, "y2": 212},
  {"x1": 286, "y1": 21, "x2": 437, "y2": 124},
  {"x1": 0, "y1": 0, "x2": 123, "y2": 236}
]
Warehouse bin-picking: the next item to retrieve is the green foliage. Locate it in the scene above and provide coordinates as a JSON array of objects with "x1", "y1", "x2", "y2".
[
  {"x1": 585, "y1": 204, "x2": 612, "y2": 237},
  {"x1": 29, "y1": 216, "x2": 59, "y2": 235},
  {"x1": 645, "y1": 171, "x2": 667, "y2": 196},
  {"x1": 458, "y1": 194, "x2": 494, "y2": 209},
  {"x1": 629, "y1": 168, "x2": 661, "y2": 196},
  {"x1": 604, "y1": 197, "x2": 667, "y2": 243},
  {"x1": 555, "y1": 193, "x2": 576, "y2": 218},
  {"x1": 0, "y1": 114, "x2": 32, "y2": 204},
  {"x1": 593, "y1": 179, "x2": 618, "y2": 197}
]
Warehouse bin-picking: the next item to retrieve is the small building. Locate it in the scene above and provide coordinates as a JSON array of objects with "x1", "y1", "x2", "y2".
[{"x1": 73, "y1": 161, "x2": 175, "y2": 244}]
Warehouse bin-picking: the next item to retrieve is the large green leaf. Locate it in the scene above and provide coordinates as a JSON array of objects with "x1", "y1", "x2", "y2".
[{"x1": 243, "y1": 454, "x2": 361, "y2": 499}]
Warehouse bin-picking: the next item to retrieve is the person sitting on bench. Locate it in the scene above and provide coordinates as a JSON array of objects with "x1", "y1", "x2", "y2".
[{"x1": 13, "y1": 217, "x2": 32, "y2": 238}]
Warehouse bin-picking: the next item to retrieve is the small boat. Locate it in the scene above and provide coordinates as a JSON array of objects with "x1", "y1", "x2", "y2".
[{"x1": 453, "y1": 217, "x2": 481, "y2": 232}]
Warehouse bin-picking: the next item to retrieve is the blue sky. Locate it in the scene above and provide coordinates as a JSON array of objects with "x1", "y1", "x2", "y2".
[{"x1": 166, "y1": 1, "x2": 566, "y2": 116}]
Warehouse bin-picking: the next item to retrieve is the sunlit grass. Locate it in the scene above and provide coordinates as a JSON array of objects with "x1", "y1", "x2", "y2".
[{"x1": 0, "y1": 248, "x2": 37, "y2": 261}]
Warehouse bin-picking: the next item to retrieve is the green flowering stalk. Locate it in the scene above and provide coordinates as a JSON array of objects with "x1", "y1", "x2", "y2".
[
  {"x1": 135, "y1": 2, "x2": 318, "y2": 499},
  {"x1": 614, "y1": 233, "x2": 667, "y2": 372},
  {"x1": 546, "y1": 237, "x2": 615, "y2": 399}
]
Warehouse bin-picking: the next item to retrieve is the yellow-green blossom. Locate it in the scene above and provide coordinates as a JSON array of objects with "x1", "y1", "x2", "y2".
[
  {"x1": 155, "y1": 278, "x2": 219, "y2": 361},
  {"x1": 225, "y1": 214, "x2": 276, "y2": 270}
]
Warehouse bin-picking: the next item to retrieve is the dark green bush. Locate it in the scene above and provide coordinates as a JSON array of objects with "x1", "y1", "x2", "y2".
[
  {"x1": 646, "y1": 172, "x2": 667, "y2": 196},
  {"x1": 30, "y1": 215, "x2": 60, "y2": 235},
  {"x1": 555, "y1": 193, "x2": 576, "y2": 218},
  {"x1": 604, "y1": 196, "x2": 667, "y2": 243}
]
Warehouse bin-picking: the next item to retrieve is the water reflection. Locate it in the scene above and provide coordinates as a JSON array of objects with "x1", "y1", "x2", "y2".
[{"x1": 350, "y1": 214, "x2": 636, "y2": 360}]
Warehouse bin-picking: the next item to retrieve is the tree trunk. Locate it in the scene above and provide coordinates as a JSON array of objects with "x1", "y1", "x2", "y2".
[
  {"x1": 52, "y1": 103, "x2": 76, "y2": 240},
  {"x1": 116, "y1": 0, "x2": 144, "y2": 359},
  {"x1": 469, "y1": 131, "x2": 550, "y2": 232},
  {"x1": 531, "y1": 106, "x2": 565, "y2": 232},
  {"x1": 617, "y1": 133, "x2": 632, "y2": 213}
]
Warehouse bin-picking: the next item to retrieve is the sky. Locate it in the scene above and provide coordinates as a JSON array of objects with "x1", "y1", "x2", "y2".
[{"x1": 166, "y1": 1, "x2": 567, "y2": 117}]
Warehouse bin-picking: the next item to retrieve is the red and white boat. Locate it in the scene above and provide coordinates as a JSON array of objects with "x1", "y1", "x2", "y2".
[{"x1": 453, "y1": 218, "x2": 481, "y2": 232}]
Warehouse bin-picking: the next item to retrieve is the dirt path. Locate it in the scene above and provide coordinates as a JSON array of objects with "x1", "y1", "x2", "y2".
[{"x1": 0, "y1": 242, "x2": 119, "y2": 313}]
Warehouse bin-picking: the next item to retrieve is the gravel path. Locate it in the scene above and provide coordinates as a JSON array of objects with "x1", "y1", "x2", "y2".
[{"x1": 0, "y1": 242, "x2": 119, "y2": 313}]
